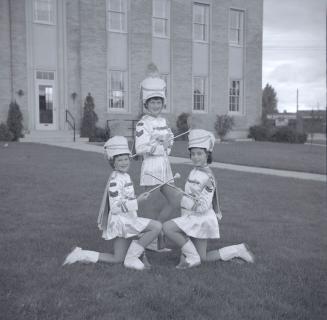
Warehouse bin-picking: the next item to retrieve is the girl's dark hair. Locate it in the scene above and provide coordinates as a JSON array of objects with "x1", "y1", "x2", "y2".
[
  {"x1": 108, "y1": 153, "x2": 130, "y2": 169},
  {"x1": 108, "y1": 158, "x2": 115, "y2": 169},
  {"x1": 207, "y1": 152, "x2": 212, "y2": 164},
  {"x1": 189, "y1": 148, "x2": 212, "y2": 164},
  {"x1": 144, "y1": 97, "x2": 164, "y2": 109}
]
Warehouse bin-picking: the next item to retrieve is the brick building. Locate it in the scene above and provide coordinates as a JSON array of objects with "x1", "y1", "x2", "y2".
[{"x1": 0, "y1": 0, "x2": 263, "y2": 139}]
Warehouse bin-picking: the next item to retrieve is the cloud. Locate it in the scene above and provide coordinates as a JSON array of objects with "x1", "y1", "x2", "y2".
[
  {"x1": 263, "y1": 0, "x2": 326, "y2": 112},
  {"x1": 267, "y1": 60, "x2": 325, "y2": 84},
  {"x1": 264, "y1": 0, "x2": 326, "y2": 35}
]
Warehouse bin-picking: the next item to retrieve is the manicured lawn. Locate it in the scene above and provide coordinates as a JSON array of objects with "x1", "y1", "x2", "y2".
[
  {"x1": 171, "y1": 140, "x2": 326, "y2": 175},
  {"x1": 1, "y1": 143, "x2": 326, "y2": 319}
]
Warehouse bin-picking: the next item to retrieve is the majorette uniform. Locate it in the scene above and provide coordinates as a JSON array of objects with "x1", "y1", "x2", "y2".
[
  {"x1": 172, "y1": 166, "x2": 220, "y2": 239},
  {"x1": 135, "y1": 115, "x2": 174, "y2": 186},
  {"x1": 172, "y1": 129, "x2": 222, "y2": 239},
  {"x1": 99, "y1": 170, "x2": 151, "y2": 240},
  {"x1": 98, "y1": 136, "x2": 151, "y2": 240},
  {"x1": 65, "y1": 136, "x2": 157, "y2": 270},
  {"x1": 135, "y1": 71, "x2": 174, "y2": 186}
]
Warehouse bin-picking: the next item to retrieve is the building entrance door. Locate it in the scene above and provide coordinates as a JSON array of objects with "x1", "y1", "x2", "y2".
[{"x1": 35, "y1": 71, "x2": 57, "y2": 130}]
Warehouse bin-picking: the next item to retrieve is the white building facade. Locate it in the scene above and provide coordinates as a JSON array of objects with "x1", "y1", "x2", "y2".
[{"x1": 0, "y1": 0, "x2": 263, "y2": 138}]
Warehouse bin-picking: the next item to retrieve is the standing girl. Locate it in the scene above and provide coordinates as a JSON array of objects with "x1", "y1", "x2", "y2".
[
  {"x1": 163, "y1": 129, "x2": 254, "y2": 268},
  {"x1": 63, "y1": 136, "x2": 162, "y2": 270},
  {"x1": 135, "y1": 64, "x2": 176, "y2": 251}
]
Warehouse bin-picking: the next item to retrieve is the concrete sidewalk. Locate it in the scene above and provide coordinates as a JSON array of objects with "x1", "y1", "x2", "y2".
[
  {"x1": 22, "y1": 140, "x2": 326, "y2": 183},
  {"x1": 169, "y1": 156, "x2": 326, "y2": 182}
]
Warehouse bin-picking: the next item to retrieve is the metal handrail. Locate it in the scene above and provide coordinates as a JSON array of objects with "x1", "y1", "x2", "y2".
[
  {"x1": 106, "y1": 119, "x2": 138, "y2": 139},
  {"x1": 65, "y1": 110, "x2": 76, "y2": 142}
]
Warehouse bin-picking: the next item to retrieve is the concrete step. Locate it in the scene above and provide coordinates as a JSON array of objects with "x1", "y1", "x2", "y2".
[{"x1": 21, "y1": 130, "x2": 88, "y2": 143}]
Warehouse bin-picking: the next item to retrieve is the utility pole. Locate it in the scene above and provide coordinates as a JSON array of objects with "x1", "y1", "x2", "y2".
[
  {"x1": 295, "y1": 88, "x2": 303, "y2": 135},
  {"x1": 296, "y1": 88, "x2": 299, "y2": 114},
  {"x1": 296, "y1": 89, "x2": 299, "y2": 133}
]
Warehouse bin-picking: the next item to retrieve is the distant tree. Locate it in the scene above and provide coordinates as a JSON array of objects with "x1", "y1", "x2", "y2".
[
  {"x1": 80, "y1": 93, "x2": 98, "y2": 139},
  {"x1": 7, "y1": 101, "x2": 24, "y2": 141},
  {"x1": 0, "y1": 122, "x2": 14, "y2": 141},
  {"x1": 176, "y1": 112, "x2": 190, "y2": 140},
  {"x1": 262, "y1": 83, "x2": 278, "y2": 124},
  {"x1": 214, "y1": 114, "x2": 234, "y2": 141}
]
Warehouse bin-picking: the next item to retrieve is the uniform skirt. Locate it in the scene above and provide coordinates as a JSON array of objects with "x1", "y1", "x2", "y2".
[
  {"x1": 172, "y1": 208, "x2": 220, "y2": 239},
  {"x1": 140, "y1": 155, "x2": 173, "y2": 186},
  {"x1": 102, "y1": 211, "x2": 151, "y2": 240}
]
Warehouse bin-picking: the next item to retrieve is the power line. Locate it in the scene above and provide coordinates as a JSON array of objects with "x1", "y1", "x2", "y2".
[{"x1": 263, "y1": 45, "x2": 325, "y2": 51}]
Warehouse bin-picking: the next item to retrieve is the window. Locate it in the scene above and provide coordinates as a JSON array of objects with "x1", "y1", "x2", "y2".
[
  {"x1": 34, "y1": 0, "x2": 55, "y2": 24},
  {"x1": 107, "y1": 0, "x2": 127, "y2": 32},
  {"x1": 229, "y1": 80, "x2": 241, "y2": 112},
  {"x1": 193, "y1": 77, "x2": 207, "y2": 111},
  {"x1": 108, "y1": 70, "x2": 127, "y2": 110},
  {"x1": 36, "y1": 71, "x2": 54, "y2": 80},
  {"x1": 152, "y1": 0, "x2": 169, "y2": 37},
  {"x1": 193, "y1": 3, "x2": 209, "y2": 42},
  {"x1": 229, "y1": 9, "x2": 244, "y2": 45}
]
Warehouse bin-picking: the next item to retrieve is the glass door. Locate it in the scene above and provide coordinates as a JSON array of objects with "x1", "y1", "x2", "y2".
[{"x1": 35, "y1": 72, "x2": 57, "y2": 130}]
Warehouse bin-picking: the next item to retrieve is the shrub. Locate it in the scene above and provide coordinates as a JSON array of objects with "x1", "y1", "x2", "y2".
[
  {"x1": 80, "y1": 93, "x2": 98, "y2": 139},
  {"x1": 248, "y1": 125, "x2": 308, "y2": 144},
  {"x1": 271, "y1": 127, "x2": 307, "y2": 144},
  {"x1": 296, "y1": 132, "x2": 308, "y2": 144},
  {"x1": 248, "y1": 125, "x2": 270, "y2": 141},
  {"x1": 7, "y1": 101, "x2": 24, "y2": 141},
  {"x1": 89, "y1": 126, "x2": 111, "y2": 142},
  {"x1": 214, "y1": 114, "x2": 234, "y2": 141},
  {"x1": 176, "y1": 113, "x2": 190, "y2": 140},
  {"x1": 0, "y1": 123, "x2": 14, "y2": 141}
]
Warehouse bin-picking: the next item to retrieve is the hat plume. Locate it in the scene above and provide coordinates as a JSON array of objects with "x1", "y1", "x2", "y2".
[{"x1": 146, "y1": 63, "x2": 160, "y2": 77}]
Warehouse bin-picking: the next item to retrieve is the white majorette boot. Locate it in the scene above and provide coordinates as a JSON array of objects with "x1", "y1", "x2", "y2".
[
  {"x1": 219, "y1": 243, "x2": 254, "y2": 263},
  {"x1": 124, "y1": 241, "x2": 145, "y2": 270},
  {"x1": 176, "y1": 240, "x2": 201, "y2": 269},
  {"x1": 63, "y1": 247, "x2": 99, "y2": 265}
]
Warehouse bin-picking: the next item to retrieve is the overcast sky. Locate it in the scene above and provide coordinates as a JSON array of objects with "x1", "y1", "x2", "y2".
[{"x1": 262, "y1": 0, "x2": 326, "y2": 112}]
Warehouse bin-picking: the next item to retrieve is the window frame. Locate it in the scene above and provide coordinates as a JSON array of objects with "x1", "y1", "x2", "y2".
[
  {"x1": 229, "y1": 9, "x2": 244, "y2": 46},
  {"x1": 159, "y1": 73, "x2": 170, "y2": 113},
  {"x1": 152, "y1": 0, "x2": 170, "y2": 38},
  {"x1": 108, "y1": 70, "x2": 128, "y2": 112},
  {"x1": 192, "y1": 76, "x2": 207, "y2": 113},
  {"x1": 228, "y1": 79, "x2": 243, "y2": 114},
  {"x1": 33, "y1": 0, "x2": 56, "y2": 25},
  {"x1": 107, "y1": 0, "x2": 127, "y2": 33},
  {"x1": 193, "y1": 2, "x2": 209, "y2": 43}
]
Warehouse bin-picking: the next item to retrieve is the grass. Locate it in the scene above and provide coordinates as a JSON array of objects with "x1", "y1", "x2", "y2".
[
  {"x1": 93, "y1": 139, "x2": 326, "y2": 174},
  {"x1": 1, "y1": 143, "x2": 326, "y2": 320},
  {"x1": 171, "y1": 140, "x2": 326, "y2": 175}
]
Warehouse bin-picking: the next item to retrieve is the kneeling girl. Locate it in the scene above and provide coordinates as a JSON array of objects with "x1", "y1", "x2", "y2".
[
  {"x1": 163, "y1": 129, "x2": 254, "y2": 269},
  {"x1": 63, "y1": 136, "x2": 162, "y2": 270}
]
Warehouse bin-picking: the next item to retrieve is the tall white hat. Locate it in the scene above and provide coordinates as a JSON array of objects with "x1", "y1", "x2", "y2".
[
  {"x1": 104, "y1": 136, "x2": 131, "y2": 160},
  {"x1": 188, "y1": 129, "x2": 215, "y2": 152},
  {"x1": 140, "y1": 63, "x2": 166, "y2": 103}
]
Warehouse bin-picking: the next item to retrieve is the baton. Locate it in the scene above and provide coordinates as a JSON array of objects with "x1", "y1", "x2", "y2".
[
  {"x1": 144, "y1": 172, "x2": 197, "y2": 200},
  {"x1": 147, "y1": 173, "x2": 180, "y2": 194}
]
